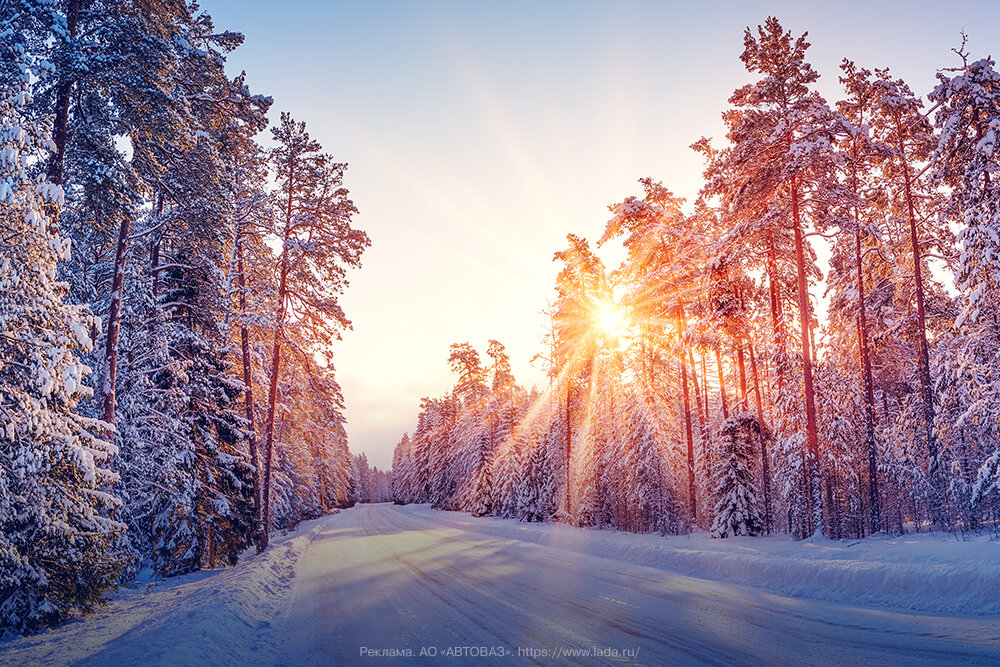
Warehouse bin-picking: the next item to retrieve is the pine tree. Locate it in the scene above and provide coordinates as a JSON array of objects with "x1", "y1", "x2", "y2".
[
  {"x1": 0, "y1": 68, "x2": 123, "y2": 632},
  {"x1": 707, "y1": 17, "x2": 846, "y2": 536},
  {"x1": 259, "y1": 113, "x2": 368, "y2": 550},
  {"x1": 602, "y1": 179, "x2": 704, "y2": 525},
  {"x1": 711, "y1": 414, "x2": 765, "y2": 538},
  {"x1": 872, "y1": 69, "x2": 952, "y2": 517},
  {"x1": 931, "y1": 49, "x2": 1000, "y2": 524},
  {"x1": 630, "y1": 399, "x2": 670, "y2": 534},
  {"x1": 494, "y1": 427, "x2": 527, "y2": 518},
  {"x1": 391, "y1": 433, "x2": 413, "y2": 504},
  {"x1": 832, "y1": 60, "x2": 887, "y2": 533},
  {"x1": 518, "y1": 426, "x2": 556, "y2": 523}
]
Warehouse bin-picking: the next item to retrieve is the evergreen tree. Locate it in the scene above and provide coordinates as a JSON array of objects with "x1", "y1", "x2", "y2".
[
  {"x1": 0, "y1": 69, "x2": 123, "y2": 632},
  {"x1": 931, "y1": 50, "x2": 1000, "y2": 525},
  {"x1": 706, "y1": 17, "x2": 847, "y2": 536},
  {"x1": 518, "y1": 427, "x2": 556, "y2": 523},
  {"x1": 259, "y1": 113, "x2": 369, "y2": 550},
  {"x1": 711, "y1": 414, "x2": 765, "y2": 538}
]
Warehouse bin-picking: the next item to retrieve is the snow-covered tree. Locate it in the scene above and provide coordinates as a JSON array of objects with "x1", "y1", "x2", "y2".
[
  {"x1": 931, "y1": 51, "x2": 1000, "y2": 524},
  {"x1": 258, "y1": 113, "x2": 369, "y2": 550},
  {"x1": 704, "y1": 17, "x2": 848, "y2": 536},
  {"x1": 518, "y1": 424, "x2": 557, "y2": 523},
  {"x1": 711, "y1": 414, "x2": 765, "y2": 538},
  {"x1": 0, "y1": 67, "x2": 123, "y2": 632}
]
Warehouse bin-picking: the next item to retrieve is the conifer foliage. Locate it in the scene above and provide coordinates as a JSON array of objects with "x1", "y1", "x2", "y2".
[
  {"x1": 0, "y1": 52, "x2": 122, "y2": 633},
  {"x1": 0, "y1": 1, "x2": 366, "y2": 634},
  {"x1": 711, "y1": 415, "x2": 766, "y2": 538},
  {"x1": 393, "y1": 17, "x2": 1000, "y2": 551}
]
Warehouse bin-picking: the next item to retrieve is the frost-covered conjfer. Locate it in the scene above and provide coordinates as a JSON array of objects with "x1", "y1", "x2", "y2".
[
  {"x1": 0, "y1": 57, "x2": 122, "y2": 634},
  {"x1": 258, "y1": 113, "x2": 369, "y2": 551}
]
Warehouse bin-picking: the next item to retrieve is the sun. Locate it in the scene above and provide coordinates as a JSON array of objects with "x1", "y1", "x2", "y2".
[{"x1": 594, "y1": 300, "x2": 629, "y2": 339}]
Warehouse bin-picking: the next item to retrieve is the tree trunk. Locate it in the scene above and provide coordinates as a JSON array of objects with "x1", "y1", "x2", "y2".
[
  {"x1": 895, "y1": 121, "x2": 941, "y2": 518},
  {"x1": 46, "y1": 0, "x2": 81, "y2": 191},
  {"x1": 310, "y1": 439, "x2": 328, "y2": 511},
  {"x1": 765, "y1": 236, "x2": 787, "y2": 407},
  {"x1": 736, "y1": 341, "x2": 748, "y2": 409},
  {"x1": 766, "y1": 238, "x2": 784, "y2": 333},
  {"x1": 715, "y1": 345, "x2": 729, "y2": 420},
  {"x1": 688, "y1": 346, "x2": 708, "y2": 525},
  {"x1": 688, "y1": 347, "x2": 708, "y2": 440},
  {"x1": 748, "y1": 341, "x2": 772, "y2": 533},
  {"x1": 699, "y1": 350, "x2": 710, "y2": 425},
  {"x1": 102, "y1": 215, "x2": 131, "y2": 518},
  {"x1": 791, "y1": 178, "x2": 823, "y2": 536},
  {"x1": 103, "y1": 218, "x2": 131, "y2": 425},
  {"x1": 258, "y1": 168, "x2": 294, "y2": 553},
  {"x1": 678, "y1": 312, "x2": 697, "y2": 523},
  {"x1": 237, "y1": 241, "x2": 261, "y2": 536},
  {"x1": 853, "y1": 202, "x2": 881, "y2": 534}
]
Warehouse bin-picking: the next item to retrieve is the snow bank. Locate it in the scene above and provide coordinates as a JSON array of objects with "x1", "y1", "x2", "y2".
[
  {"x1": 403, "y1": 505, "x2": 1000, "y2": 617},
  {"x1": 0, "y1": 515, "x2": 334, "y2": 666}
]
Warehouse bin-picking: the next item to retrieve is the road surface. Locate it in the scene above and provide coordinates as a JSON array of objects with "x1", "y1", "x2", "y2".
[
  {"x1": 279, "y1": 503, "x2": 1000, "y2": 665},
  {"x1": 3, "y1": 503, "x2": 1000, "y2": 666}
]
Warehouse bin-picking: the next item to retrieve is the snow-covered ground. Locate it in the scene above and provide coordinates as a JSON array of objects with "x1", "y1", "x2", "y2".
[
  {"x1": 0, "y1": 514, "x2": 331, "y2": 666},
  {"x1": 2, "y1": 504, "x2": 999, "y2": 666},
  {"x1": 414, "y1": 506, "x2": 1000, "y2": 617}
]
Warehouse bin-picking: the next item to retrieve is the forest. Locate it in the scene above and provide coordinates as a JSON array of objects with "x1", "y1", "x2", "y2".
[
  {"x1": 0, "y1": 0, "x2": 369, "y2": 635},
  {"x1": 392, "y1": 18, "x2": 1000, "y2": 547},
  {"x1": 3, "y1": 0, "x2": 1000, "y2": 644}
]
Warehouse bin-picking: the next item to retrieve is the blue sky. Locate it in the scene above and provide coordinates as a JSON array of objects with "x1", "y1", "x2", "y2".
[{"x1": 203, "y1": 0, "x2": 1000, "y2": 468}]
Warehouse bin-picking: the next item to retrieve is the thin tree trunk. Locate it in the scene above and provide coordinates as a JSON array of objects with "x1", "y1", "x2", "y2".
[
  {"x1": 688, "y1": 345, "x2": 708, "y2": 524},
  {"x1": 258, "y1": 168, "x2": 294, "y2": 553},
  {"x1": 103, "y1": 215, "x2": 131, "y2": 518},
  {"x1": 765, "y1": 236, "x2": 787, "y2": 407},
  {"x1": 46, "y1": 0, "x2": 81, "y2": 190},
  {"x1": 237, "y1": 241, "x2": 261, "y2": 534},
  {"x1": 688, "y1": 347, "x2": 707, "y2": 439},
  {"x1": 736, "y1": 341, "x2": 748, "y2": 409},
  {"x1": 699, "y1": 350, "x2": 710, "y2": 425},
  {"x1": 748, "y1": 341, "x2": 772, "y2": 533},
  {"x1": 791, "y1": 178, "x2": 823, "y2": 536},
  {"x1": 681, "y1": 361, "x2": 696, "y2": 523},
  {"x1": 895, "y1": 120, "x2": 940, "y2": 517},
  {"x1": 258, "y1": 307, "x2": 283, "y2": 551},
  {"x1": 310, "y1": 439, "x2": 328, "y2": 511},
  {"x1": 678, "y1": 310, "x2": 697, "y2": 524},
  {"x1": 853, "y1": 202, "x2": 881, "y2": 534},
  {"x1": 715, "y1": 345, "x2": 729, "y2": 420},
  {"x1": 766, "y1": 238, "x2": 784, "y2": 333},
  {"x1": 103, "y1": 218, "x2": 131, "y2": 424}
]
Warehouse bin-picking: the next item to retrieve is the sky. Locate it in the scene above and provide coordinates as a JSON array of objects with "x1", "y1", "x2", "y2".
[{"x1": 203, "y1": 0, "x2": 1000, "y2": 469}]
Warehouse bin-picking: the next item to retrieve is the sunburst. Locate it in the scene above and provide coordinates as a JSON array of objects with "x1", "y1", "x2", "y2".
[{"x1": 594, "y1": 300, "x2": 629, "y2": 340}]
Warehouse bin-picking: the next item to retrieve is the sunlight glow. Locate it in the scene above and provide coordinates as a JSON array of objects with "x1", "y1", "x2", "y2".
[{"x1": 595, "y1": 301, "x2": 629, "y2": 340}]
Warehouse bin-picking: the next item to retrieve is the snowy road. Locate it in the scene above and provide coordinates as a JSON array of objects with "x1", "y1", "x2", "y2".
[
  {"x1": 3, "y1": 503, "x2": 1000, "y2": 666},
  {"x1": 282, "y1": 504, "x2": 1000, "y2": 666}
]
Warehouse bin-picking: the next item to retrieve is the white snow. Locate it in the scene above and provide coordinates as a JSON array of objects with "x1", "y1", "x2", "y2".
[
  {"x1": 2, "y1": 504, "x2": 999, "y2": 665},
  {"x1": 409, "y1": 505, "x2": 1000, "y2": 617},
  {"x1": 0, "y1": 516, "x2": 332, "y2": 666}
]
